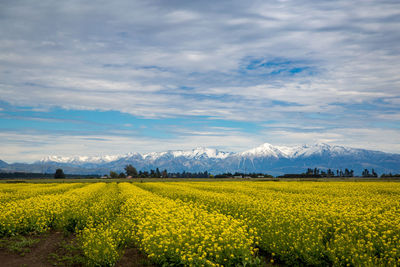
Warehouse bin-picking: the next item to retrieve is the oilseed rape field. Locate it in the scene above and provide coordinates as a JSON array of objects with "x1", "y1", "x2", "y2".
[{"x1": 0, "y1": 181, "x2": 399, "y2": 266}]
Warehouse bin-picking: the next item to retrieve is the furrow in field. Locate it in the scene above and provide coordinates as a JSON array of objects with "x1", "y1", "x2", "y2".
[{"x1": 79, "y1": 183, "x2": 259, "y2": 267}]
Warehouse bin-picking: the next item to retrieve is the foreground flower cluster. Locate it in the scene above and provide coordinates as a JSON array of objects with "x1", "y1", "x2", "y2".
[
  {"x1": 138, "y1": 181, "x2": 400, "y2": 266},
  {"x1": 0, "y1": 181, "x2": 399, "y2": 266},
  {"x1": 80, "y1": 183, "x2": 258, "y2": 266}
]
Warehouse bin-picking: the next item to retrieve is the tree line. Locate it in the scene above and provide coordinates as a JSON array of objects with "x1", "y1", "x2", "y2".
[
  {"x1": 2, "y1": 166, "x2": 398, "y2": 179},
  {"x1": 278, "y1": 168, "x2": 383, "y2": 178},
  {"x1": 115, "y1": 165, "x2": 275, "y2": 179},
  {"x1": 0, "y1": 169, "x2": 99, "y2": 179},
  {"x1": 62, "y1": 166, "x2": 400, "y2": 179},
  {"x1": 115, "y1": 164, "x2": 210, "y2": 178},
  {"x1": 305, "y1": 168, "x2": 355, "y2": 177},
  {"x1": 101, "y1": 165, "x2": 398, "y2": 179}
]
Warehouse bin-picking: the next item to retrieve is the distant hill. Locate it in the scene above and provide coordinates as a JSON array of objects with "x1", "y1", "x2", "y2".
[
  {"x1": 1, "y1": 143, "x2": 400, "y2": 176},
  {"x1": 0, "y1": 160, "x2": 8, "y2": 168}
]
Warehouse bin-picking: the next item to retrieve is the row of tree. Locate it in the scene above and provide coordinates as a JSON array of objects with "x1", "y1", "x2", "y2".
[
  {"x1": 49, "y1": 166, "x2": 399, "y2": 179},
  {"x1": 305, "y1": 168, "x2": 355, "y2": 177},
  {"x1": 381, "y1": 173, "x2": 400, "y2": 177},
  {"x1": 122, "y1": 165, "x2": 211, "y2": 178},
  {"x1": 120, "y1": 165, "x2": 274, "y2": 178},
  {"x1": 361, "y1": 169, "x2": 378, "y2": 177},
  {"x1": 122, "y1": 164, "x2": 168, "y2": 178},
  {"x1": 112, "y1": 166, "x2": 396, "y2": 179},
  {"x1": 54, "y1": 169, "x2": 100, "y2": 179},
  {"x1": 279, "y1": 168, "x2": 381, "y2": 178}
]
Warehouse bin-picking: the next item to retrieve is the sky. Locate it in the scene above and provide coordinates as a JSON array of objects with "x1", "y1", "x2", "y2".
[{"x1": 1, "y1": 0, "x2": 400, "y2": 163}]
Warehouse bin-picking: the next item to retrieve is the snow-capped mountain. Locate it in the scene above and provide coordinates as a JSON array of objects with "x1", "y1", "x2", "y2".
[
  {"x1": 40, "y1": 154, "x2": 134, "y2": 164},
  {"x1": 239, "y1": 143, "x2": 360, "y2": 158},
  {"x1": 142, "y1": 147, "x2": 232, "y2": 161},
  {"x1": 40, "y1": 143, "x2": 358, "y2": 163},
  {"x1": 1, "y1": 143, "x2": 400, "y2": 176},
  {"x1": 239, "y1": 143, "x2": 289, "y2": 158},
  {"x1": 39, "y1": 147, "x2": 231, "y2": 165}
]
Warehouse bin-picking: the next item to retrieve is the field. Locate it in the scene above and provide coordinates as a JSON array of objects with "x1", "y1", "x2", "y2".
[{"x1": 0, "y1": 181, "x2": 399, "y2": 266}]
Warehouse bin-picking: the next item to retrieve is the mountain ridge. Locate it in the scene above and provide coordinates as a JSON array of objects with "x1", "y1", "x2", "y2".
[
  {"x1": 37, "y1": 143, "x2": 369, "y2": 163},
  {"x1": 1, "y1": 143, "x2": 399, "y2": 176}
]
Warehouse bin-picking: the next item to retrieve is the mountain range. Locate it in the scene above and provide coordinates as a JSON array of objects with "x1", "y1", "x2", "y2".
[{"x1": 1, "y1": 143, "x2": 400, "y2": 176}]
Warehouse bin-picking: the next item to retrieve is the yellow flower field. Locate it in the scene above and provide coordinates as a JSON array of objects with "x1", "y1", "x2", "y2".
[{"x1": 0, "y1": 181, "x2": 399, "y2": 266}]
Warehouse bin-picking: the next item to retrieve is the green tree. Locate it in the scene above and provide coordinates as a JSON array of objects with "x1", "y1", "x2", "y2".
[
  {"x1": 54, "y1": 168, "x2": 65, "y2": 179},
  {"x1": 124, "y1": 164, "x2": 138, "y2": 177},
  {"x1": 118, "y1": 172, "x2": 126, "y2": 178},
  {"x1": 362, "y1": 169, "x2": 370, "y2": 177},
  {"x1": 109, "y1": 171, "x2": 118, "y2": 179}
]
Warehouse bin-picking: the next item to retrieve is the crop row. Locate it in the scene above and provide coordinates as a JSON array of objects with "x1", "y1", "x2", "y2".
[
  {"x1": 137, "y1": 181, "x2": 400, "y2": 266},
  {"x1": 0, "y1": 183, "x2": 107, "y2": 235},
  {"x1": 79, "y1": 183, "x2": 259, "y2": 266},
  {"x1": 1, "y1": 181, "x2": 399, "y2": 266},
  {"x1": 0, "y1": 183, "x2": 83, "y2": 203}
]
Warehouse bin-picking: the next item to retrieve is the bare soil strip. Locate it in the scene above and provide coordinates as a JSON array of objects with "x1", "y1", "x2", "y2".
[
  {"x1": 0, "y1": 231, "x2": 66, "y2": 267},
  {"x1": 0, "y1": 231, "x2": 155, "y2": 267},
  {"x1": 116, "y1": 247, "x2": 155, "y2": 267}
]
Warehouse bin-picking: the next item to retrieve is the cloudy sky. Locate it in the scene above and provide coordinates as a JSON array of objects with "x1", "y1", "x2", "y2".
[{"x1": 1, "y1": 0, "x2": 400, "y2": 162}]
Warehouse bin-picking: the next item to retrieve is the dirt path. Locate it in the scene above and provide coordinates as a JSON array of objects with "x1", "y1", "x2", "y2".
[
  {"x1": 116, "y1": 247, "x2": 155, "y2": 267},
  {"x1": 0, "y1": 232, "x2": 155, "y2": 267},
  {"x1": 0, "y1": 231, "x2": 66, "y2": 267}
]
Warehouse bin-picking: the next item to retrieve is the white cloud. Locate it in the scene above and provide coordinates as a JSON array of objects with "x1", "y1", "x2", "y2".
[
  {"x1": 259, "y1": 127, "x2": 400, "y2": 154},
  {"x1": 1, "y1": 124, "x2": 399, "y2": 163},
  {"x1": 376, "y1": 113, "x2": 400, "y2": 121},
  {"x1": 0, "y1": 0, "x2": 399, "y2": 156},
  {"x1": 166, "y1": 10, "x2": 200, "y2": 23},
  {"x1": 0, "y1": 130, "x2": 262, "y2": 163}
]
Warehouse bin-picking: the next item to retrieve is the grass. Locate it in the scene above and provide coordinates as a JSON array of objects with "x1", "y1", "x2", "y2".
[
  {"x1": 47, "y1": 239, "x2": 86, "y2": 266},
  {"x1": 0, "y1": 235, "x2": 40, "y2": 255}
]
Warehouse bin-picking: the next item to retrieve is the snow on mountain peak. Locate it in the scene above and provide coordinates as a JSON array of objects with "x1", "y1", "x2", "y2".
[
  {"x1": 14, "y1": 142, "x2": 400, "y2": 176},
  {"x1": 240, "y1": 143, "x2": 287, "y2": 158},
  {"x1": 39, "y1": 143, "x2": 361, "y2": 164},
  {"x1": 40, "y1": 153, "x2": 132, "y2": 164},
  {"x1": 290, "y1": 143, "x2": 358, "y2": 157},
  {"x1": 141, "y1": 147, "x2": 231, "y2": 160},
  {"x1": 170, "y1": 147, "x2": 230, "y2": 159},
  {"x1": 239, "y1": 142, "x2": 357, "y2": 158}
]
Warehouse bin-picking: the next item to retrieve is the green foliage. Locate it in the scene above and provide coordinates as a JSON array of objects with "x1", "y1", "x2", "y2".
[
  {"x1": 124, "y1": 164, "x2": 138, "y2": 177},
  {"x1": 54, "y1": 169, "x2": 65, "y2": 179},
  {"x1": 48, "y1": 240, "x2": 86, "y2": 266},
  {"x1": 109, "y1": 171, "x2": 118, "y2": 179},
  {"x1": 0, "y1": 235, "x2": 40, "y2": 255}
]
